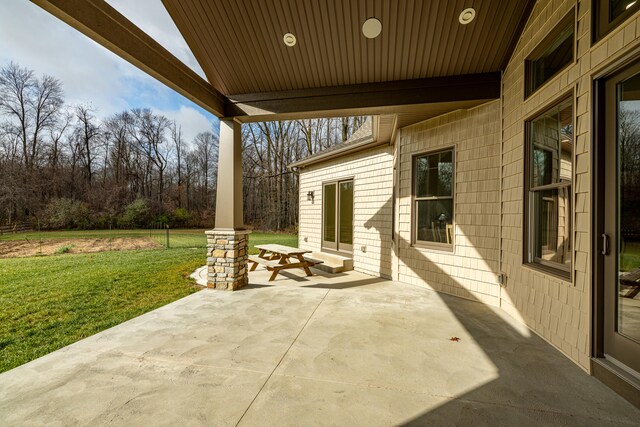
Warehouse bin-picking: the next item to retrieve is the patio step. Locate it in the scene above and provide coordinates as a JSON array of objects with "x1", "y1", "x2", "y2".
[{"x1": 305, "y1": 252, "x2": 353, "y2": 274}]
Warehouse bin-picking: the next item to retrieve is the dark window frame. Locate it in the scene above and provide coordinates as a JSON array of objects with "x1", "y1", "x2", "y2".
[
  {"x1": 320, "y1": 176, "x2": 355, "y2": 255},
  {"x1": 594, "y1": 0, "x2": 640, "y2": 43},
  {"x1": 525, "y1": 8, "x2": 576, "y2": 99},
  {"x1": 523, "y1": 94, "x2": 575, "y2": 281},
  {"x1": 411, "y1": 147, "x2": 456, "y2": 250}
]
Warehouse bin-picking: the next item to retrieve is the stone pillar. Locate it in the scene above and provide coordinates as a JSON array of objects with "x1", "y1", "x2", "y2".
[
  {"x1": 206, "y1": 118, "x2": 248, "y2": 290},
  {"x1": 206, "y1": 230, "x2": 250, "y2": 290}
]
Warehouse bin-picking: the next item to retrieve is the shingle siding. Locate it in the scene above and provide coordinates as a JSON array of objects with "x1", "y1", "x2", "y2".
[
  {"x1": 298, "y1": 145, "x2": 394, "y2": 278},
  {"x1": 396, "y1": 101, "x2": 503, "y2": 307},
  {"x1": 500, "y1": 0, "x2": 640, "y2": 371},
  {"x1": 296, "y1": 0, "x2": 640, "y2": 375}
]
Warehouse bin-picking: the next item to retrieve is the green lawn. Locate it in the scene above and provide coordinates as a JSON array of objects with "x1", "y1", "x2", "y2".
[
  {"x1": 621, "y1": 241, "x2": 640, "y2": 272},
  {"x1": 0, "y1": 230, "x2": 297, "y2": 373}
]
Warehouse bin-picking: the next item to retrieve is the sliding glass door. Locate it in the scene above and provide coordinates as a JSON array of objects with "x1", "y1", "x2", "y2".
[
  {"x1": 602, "y1": 62, "x2": 640, "y2": 374},
  {"x1": 322, "y1": 179, "x2": 353, "y2": 253}
]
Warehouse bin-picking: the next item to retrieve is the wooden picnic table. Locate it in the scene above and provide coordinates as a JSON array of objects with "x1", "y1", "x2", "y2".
[
  {"x1": 621, "y1": 268, "x2": 640, "y2": 299},
  {"x1": 248, "y1": 244, "x2": 319, "y2": 281}
]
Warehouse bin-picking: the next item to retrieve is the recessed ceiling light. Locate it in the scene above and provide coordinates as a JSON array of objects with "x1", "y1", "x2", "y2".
[
  {"x1": 283, "y1": 33, "x2": 296, "y2": 47},
  {"x1": 459, "y1": 8, "x2": 476, "y2": 25},
  {"x1": 362, "y1": 17, "x2": 382, "y2": 39}
]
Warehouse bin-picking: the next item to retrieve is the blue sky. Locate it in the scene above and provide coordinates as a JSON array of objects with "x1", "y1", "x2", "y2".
[{"x1": 0, "y1": 0, "x2": 219, "y2": 143}]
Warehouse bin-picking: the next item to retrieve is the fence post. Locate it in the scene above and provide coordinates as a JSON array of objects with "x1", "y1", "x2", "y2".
[
  {"x1": 165, "y1": 224, "x2": 170, "y2": 249},
  {"x1": 37, "y1": 217, "x2": 42, "y2": 255}
]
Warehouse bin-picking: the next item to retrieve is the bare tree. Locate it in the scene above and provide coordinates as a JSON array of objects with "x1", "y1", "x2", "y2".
[
  {"x1": 0, "y1": 62, "x2": 63, "y2": 171},
  {"x1": 193, "y1": 131, "x2": 218, "y2": 211},
  {"x1": 0, "y1": 61, "x2": 366, "y2": 229},
  {"x1": 0, "y1": 63, "x2": 64, "y2": 216},
  {"x1": 171, "y1": 121, "x2": 186, "y2": 208},
  {"x1": 73, "y1": 105, "x2": 102, "y2": 185}
]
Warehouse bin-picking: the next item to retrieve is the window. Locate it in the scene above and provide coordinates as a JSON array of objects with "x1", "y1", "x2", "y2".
[
  {"x1": 594, "y1": 0, "x2": 640, "y2": 41},
  {"x1": 413, "y1": 149, "x2": 454, "y2": 248},
  {"x1": 525, "y1": 11, "x2": 574, "y2": 98},
  {"x1": 525, "y1": 98, "x2": 573, "y2": 277}
]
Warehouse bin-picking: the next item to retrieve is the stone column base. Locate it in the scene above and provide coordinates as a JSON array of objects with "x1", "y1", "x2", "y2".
[{"x1": 205, "y1": 229, "x2": 251, "y2": 290}]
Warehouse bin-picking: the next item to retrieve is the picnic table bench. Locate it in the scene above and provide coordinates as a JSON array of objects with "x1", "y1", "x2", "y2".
[
  {"x1": 248, "y1": 244, "x2": 323, "y2": 281},
  {"x1": 621, "y1": 268, "x2": 640, "y2": 299}
]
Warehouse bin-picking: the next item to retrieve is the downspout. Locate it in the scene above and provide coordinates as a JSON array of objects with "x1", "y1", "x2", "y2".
[
  {"x1": 393, "y1": 131, "x2": 400, "y2": 282},
  {"x1": 498, "y1": 70, "x2": 505, "y2": 307},
  {"x1": 290, "y1": 165, "x2": 301, "y2": 248}
]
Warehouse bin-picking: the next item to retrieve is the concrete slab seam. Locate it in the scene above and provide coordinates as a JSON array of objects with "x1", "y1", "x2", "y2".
[{"x1": 234, "y1": 289, "x2": 330, "y2": 426}]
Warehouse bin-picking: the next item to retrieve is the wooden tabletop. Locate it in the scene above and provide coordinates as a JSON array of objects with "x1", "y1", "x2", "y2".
[{"x1": 255, "y1": 244, "x2": 310, "y2": 256}]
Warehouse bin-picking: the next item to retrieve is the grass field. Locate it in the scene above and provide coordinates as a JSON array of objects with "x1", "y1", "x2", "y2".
[
  {"x1": 621, "y1": 241, "x2": 640, "y2": 272},
  {"x1": 0, "y1": 230, "x2": 297, "y2": 373}
]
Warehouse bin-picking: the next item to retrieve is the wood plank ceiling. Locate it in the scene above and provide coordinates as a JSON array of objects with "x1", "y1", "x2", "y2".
[{"x1": 162, "y1": 0, "x2": 532, "y2": 97}]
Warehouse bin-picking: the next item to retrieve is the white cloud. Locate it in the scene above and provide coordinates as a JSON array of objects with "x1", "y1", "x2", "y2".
[
  {"x1": 0, "y1": 1, "x2": 132, "y2": 116},
  {"x1": 159, "y1": 105, "x2": 216, "y2": 144},
  {"x1": 0, "y1": 0, "x2": 216, "y2": 142}
]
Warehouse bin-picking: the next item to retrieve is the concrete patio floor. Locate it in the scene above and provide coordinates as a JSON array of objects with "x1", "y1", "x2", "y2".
[{"x1": 1, "y1": 268, "x2": 639, "y2": 426}]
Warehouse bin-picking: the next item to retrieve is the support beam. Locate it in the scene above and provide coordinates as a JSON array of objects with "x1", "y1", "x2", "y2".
[
  {"x1": 214, "y1": 119, "x2": 244, "y2": 230},
  {"x1": 226, "y1": 72, "x2": 501, "y2": 120},
  {"x1": 31, "y1": 0, "x2": 226, "y2": 117},
  {"x1": 206, "y1": 119, "x2": 248, "y2": 291}
]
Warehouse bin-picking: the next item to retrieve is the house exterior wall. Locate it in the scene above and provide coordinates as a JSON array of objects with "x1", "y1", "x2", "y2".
[
  {"x1": 296, "y1": 0, "x2": 640, "y2": 377},
  {"x1": 501, "y1": 0, "x2": 640, "y2": 371},
  {"x1": 297, "y1": 145, "x2": 394, "y2": 278},
  {"x1": 396, "y1": 101, "x2": 503, "y2": 307}
]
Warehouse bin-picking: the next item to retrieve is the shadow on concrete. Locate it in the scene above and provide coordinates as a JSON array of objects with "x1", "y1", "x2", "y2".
[
  {"x1": 302, "y1": 277, "x2": 387, "y2": 290},
  {"x1": 273, "y1": 270, "x2": 313, "y2": 282},
  {"x1": 239, "y1": 283, "x2": 274, "y2": 290},
  {"x1": 308, "y1": 269, "x2": 350, "y2": 279},
  {"x1": 362, "y1": 197, "x2": 638, "y2": 423},
  {"x1": 269, "y1": 269, "x2": 348, "y2": 282}
]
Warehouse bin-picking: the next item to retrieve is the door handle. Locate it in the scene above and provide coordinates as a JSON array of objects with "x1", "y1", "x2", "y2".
[{"x1": 602, "y1": 233, "x2": 610, "y2": 256}]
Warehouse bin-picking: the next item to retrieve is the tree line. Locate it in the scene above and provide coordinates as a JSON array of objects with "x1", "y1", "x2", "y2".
[{"x1": 0, "y1": 62, "x2": 364, "y2": 230}]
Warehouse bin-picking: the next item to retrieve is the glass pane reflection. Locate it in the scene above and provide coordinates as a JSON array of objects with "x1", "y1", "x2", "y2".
[
  {"x1": 531, "y1": 188, "x2": 572, "y2": 269},
  {"x1": 323, "y1": 184, "x2": 336, "y2": 243},
  {"x1": 617, "y1": 71, "x2": 640, "y2": 343},
  {"x1": 415, "y1": 151, "x2": 453, "y2": 197},
  {"x1": 610, "y1": 0, "x2": 639, "y2": 22},
  {"x1": 416, "y1": 199, "x2": 453, "y2": 244},
  {"x1": 339, "y1": 181, "x2": 353, "y2": 245}
]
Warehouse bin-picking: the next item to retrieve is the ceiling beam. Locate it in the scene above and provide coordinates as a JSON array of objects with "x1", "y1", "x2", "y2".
[
  {"x1": 226, "y1": 73, "x2": 501, "y2": 120},
  {"x1": 31, "y1": 0, "x2": 227, "y2": 118}
]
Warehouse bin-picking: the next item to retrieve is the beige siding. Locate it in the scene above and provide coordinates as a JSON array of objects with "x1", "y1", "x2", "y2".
[
  {"x1": 397, "y1": 101, "x2": 502, "y2": 307},
  {"x1": 501, "y1": 0, "x2": 640, "y2": 371},
  {"x1": 297, "y1": 0, "x2": 640, "y2": 376},
  {"x1": 298, "y1": 146, "x2": 394, "y2": 278}
]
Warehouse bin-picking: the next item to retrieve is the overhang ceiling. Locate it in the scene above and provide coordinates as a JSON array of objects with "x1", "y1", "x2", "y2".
[
  {"x1": 32, "y1": 0, "x2": 534, "y2": 124},
  {"x1": 163, "y1": 0, "x2": 532, "y2": 96}
]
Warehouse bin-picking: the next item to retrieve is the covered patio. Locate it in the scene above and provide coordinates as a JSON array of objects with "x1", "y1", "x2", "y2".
[
  {"x1": 0, "y1": 269, "x2": 637, "y2": 426},
  {"x1": 17, "y1": 0, "x2": 640, "y2": 412}
]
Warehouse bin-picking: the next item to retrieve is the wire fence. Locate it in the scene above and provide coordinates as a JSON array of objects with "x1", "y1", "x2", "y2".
[
  {"x1": 0, "y1": 224, "x2": 209, "y2": 258},
  {"x1": 0, "y1": 225, "x2": 300, "y2": 260},
  {"x1": 147, "y1": 223, "x2": 208, "y2": 249}
]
